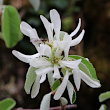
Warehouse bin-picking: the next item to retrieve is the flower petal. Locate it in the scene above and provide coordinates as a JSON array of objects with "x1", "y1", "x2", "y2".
[
  {"x1": 31, "y1": 75, "x2": 40, "y2": 98},
  {"x1": 80, "y1": 70, "x2": 101, "y2": 88},
  {"x1": 37, "y1": 44, "x2": 52, "y2": 57},
  {"x1": 50, "y1": 9, "x2": 61, "y2": 40},
  {"x1": 40, "y1": 74, "x2": 46, "y2": 83},
  {"x1": 20, "y1": 21, "x2": 32, "y2": 37},
  {"x1": 60, "y1": 59, "x2": 82, "y2": 69},
  {"x1": 54, "y1": 71, "x2": 69, "y2": 100},
  {"x1": 40, "y1": 15, "x2": 53, "y2": 43},
  {"x1": 72, "y1": 67, "x2": 81, "y2": 91},
  {"x1": 70, "y1": 29, "x2": 85, "y2": 46},
  {"x1": 12, "y1": 50, "x2": 40, "y2": 63},
  {"x1": 30, "y1": 58, "x2": 51, "y2": 68},
  {"x1": 69, "y1": 18, "x2": 81, "y2": 37},
  {"x1": 63, "y1": 34, "x2": 72, "y2": 59},
  {"x1": 20, "y1": 21, "x2": 40, "y2": 40},
  {"x1": 29, "y1": 28, "x2": 40, "y2": 40},
  {"x1": 53, "y1": 65, "x2": 61, "y2": 79},
  {"x1": 35, "y1": 66, "x2": 54, "y2": 76}
]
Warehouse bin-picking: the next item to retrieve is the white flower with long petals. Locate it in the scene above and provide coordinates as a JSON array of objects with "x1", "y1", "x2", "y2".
[
  {"x1": 12, "y1": 9, "x2": 101, "y2": 101},
  {"x1": 30, "y1": 44, "x2": 82, "y2": 79}
]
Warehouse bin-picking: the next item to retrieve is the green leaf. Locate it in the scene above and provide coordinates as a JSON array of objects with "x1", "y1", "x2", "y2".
[
  {"x1": 99, "y1": 104, "x2": 107, "y2": 110},
  {"x1": 0, "y1": 98, "x2": 16, "y2": 110},
  {"x1": 24, "y1": 66, "x2": 37, "y2": 94},
  {"x1": 2, "y1": 5, "x2": 23, "y2": 48},
  {"x1": 52, "y1": 79, "x2": 60, "y2": 91},
  {"x1": 60, "y1": 97, "x2": 68, "y2": 106},
  {"x1": 40, "y1": 92, "x2": 51, "y2": 110},
  {"x1": 67, "y1": 80, "x2": 76, "y2": 104},
  {"x1": 69, "y1": 55, "x2": 98, "y2": 80},
  {"x1": 47, "y1": 72, "x2": 54, "y2": 87},
  {"x1": 29, "y1": 0, "x2": 40, "y2": 11},
  {"x1": 99, "y1": 91, "x2": 110, "y2": 102}
]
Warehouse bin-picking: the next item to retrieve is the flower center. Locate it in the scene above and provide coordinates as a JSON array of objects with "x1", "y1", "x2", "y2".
[{"x1": 51, "y1": 57, "x2": 59, "y2": 64}]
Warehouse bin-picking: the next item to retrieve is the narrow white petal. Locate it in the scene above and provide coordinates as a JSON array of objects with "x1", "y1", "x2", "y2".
[
  {"x1": 72, "y1": 67, "x2": 81, "y2": 91},
  {"x1": 40, "y1": 74, "x2": 46, "y2": 83},
  {"x1": 37, "y1": 44, "x2": 52, "y2": 57},
  {"x1": 30, "y1": 58, "x2": 51, "y2": 68},
  {"x1": 31, "y1": 75, "x2": 40, "y2": 98},
  {"x1": 50, "y1": 9, "x2": 61, "y2": 40},
  {"x1": 70, "y1": 18, "x2": 81, "y2": 37},
  {"x1": 36, "y1": 66, "x2": 54, "y2": 76},
  {"x1": 64, "y1": 45, "x2": 70, "y2": 60},
  {"x1": 29, "y1": 29, "x2": 40, "y2": 40},
  {"x1": 40, "y1": 15, "x2": 53, "y2": 43},
  {"x1": 55, "y1": 48, "x2": 63, "y2": 57},
  {"x1": 12, "y1": 50, "x2": 40, "y2": 63},
  {"x1": 54, "y1": 71, "x2": 69, "y2": 100},
  {"x1": 70, "y1": 30, "x2": 85, "y2": 46},
  {"x1": 20, "y1": 21, "x2": 32, "y2": 37},
  {"x1": 63, "y1": 34, "x2": 72, "y2": 59},
  {"x1": 60, "y1": 59, "x2": 82, "y2": 69},
  {"x1": 20, "y1": 21, "x2": 40, "y2": 40},
  {"x1": 80, "y1": 70, "x2": 101, "y2": 88},
  {"x1": 56, "y1": 33, "x2": 69, "y2": 50},
  {"x1": 53, "y1": 65, "x2": 61, "y2": 79},
  {"x1": 57, "y1": 41, "x2": 67, "y2": 50}
]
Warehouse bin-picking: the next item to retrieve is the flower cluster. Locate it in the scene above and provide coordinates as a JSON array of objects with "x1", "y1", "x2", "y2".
[{"x1": 12, "y1": 9, "x2": 100, "y2": 101}]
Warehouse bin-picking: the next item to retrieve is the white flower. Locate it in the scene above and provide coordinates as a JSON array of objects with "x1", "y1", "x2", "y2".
[
  {"x1": 12, "y1": 9, "x2": 101, "y2": 100},
  {"x1": 30, "y1": 44, "x2": 82, "y2": 79}
]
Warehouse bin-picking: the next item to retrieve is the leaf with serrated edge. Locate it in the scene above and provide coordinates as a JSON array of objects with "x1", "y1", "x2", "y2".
[
  {"x1": 52, "y1": 79, "x2": 60, "y2": 91},
  {"x1": 2, "y1": 5, "x2": 22, "y2": 48},
  {"x1": 67, "y1": 80, "x2": 76, "y2": 104},
  {"x1": 0, "y1": 98, "x2": 16, "y2": 110},
  {"x1": 60, "y1": 97, "x2": 68, "y2": 106},
  {"x1": 99, "y1": 91, "x2": 110, "y2": 102},
  {"x1": 40, "y1": 92, "x2": 51, "y2": 110},
  {"x1": 99, "y1": 104, "x2": 107, "y2": 110},
  {"x1": 69, "y1": 55, "x2": 98, "y2": 80},
  {"x1": 24, "y1": 66, "x2": 37, "y2": 94},
  {"x1": 47, "y1": 72, "x2": 54, "y2": 87}
]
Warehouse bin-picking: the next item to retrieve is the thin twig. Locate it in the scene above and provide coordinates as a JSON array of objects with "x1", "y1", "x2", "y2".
[{"x1": 14, "y1": 104, "x2": 77, "y2": 110}]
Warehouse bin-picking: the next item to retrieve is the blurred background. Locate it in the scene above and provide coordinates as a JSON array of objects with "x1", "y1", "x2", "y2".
[{"x1": 0, "y1": 0, "x2": 110, "y2": 110}]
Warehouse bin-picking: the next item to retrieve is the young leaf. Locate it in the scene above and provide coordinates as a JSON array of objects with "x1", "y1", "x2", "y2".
[
  {"x1": 24, "y1": 66, "x2": 37, "y2": 94},
  {"x1": 2, "y1": 5, "x2": 23, "y2": 48},
  {"x1": 99, "y1": 91, "x2": 110, "y2": 102},
  {"x1": 31, "y1": 76, "x2": 40, "y2": 98},
  {"x1": 67, "y1": 80, "x2": 76, "y2": 104},
  {"x1": 52, "y1": 79, "x2": 60, "y2": 91},
  {"x1": 99, "y1": 104, "x2": 107, "y2": 110},
  {"x1": 0, "y1": 98, "x2": 16, "y2": 110},
  {"x1": 47, "y1": 72, "x2": 54, "y2": 87},
  {"x1": 69, "y1": 55, "x2": 98, "y2": 80},
  {"x1": 60, "y1": 97, "x2": 68, "y2": 106},
  {"x1": 40, "y1": 92, "x2": 52, "y2": 110}
]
